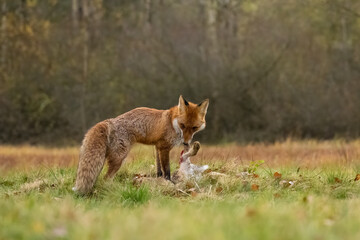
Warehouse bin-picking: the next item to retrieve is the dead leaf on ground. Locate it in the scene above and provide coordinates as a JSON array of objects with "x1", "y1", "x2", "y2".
[
  {"x1": 274, "y1": 172, "x2": 282, "y2": 179},
  {"x1": 246, "y1": 208, "x2": 257, "y2": 217},
  {"x1": 334, "y1": 177, "x2": 342, "y2": 183},
  {"x1": 190, "y1": 191, "x2": 198, "y2": 197},
  {"x1": 185, "y1": 188, "x2": 198, "y2": 197},
  {"x1": 216, "y1": 186, "x2": 223, "y2": 193},
  {"x1": 273, "y1": 193, "x2": 281, "y2": 198},
  {"x1": 251, "y1": 184, "x2": 259, "y2": 191},
  {"x1": 252, "y1": 173, "x2": 259, "y2": 178},
  {"x1": 354, "y1": 174, "x2": 360, "y2": 181}
]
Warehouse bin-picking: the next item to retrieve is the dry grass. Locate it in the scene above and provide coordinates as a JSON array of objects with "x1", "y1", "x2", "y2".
[
  {"x1": 0, "y1": 145, "x2": 78, "y2": 171},
  {"x1": 195, "y1": 139, "x2": 360, "y2": 167},
  {"x1": 1, "y1": 140, "x2": 360, "y2": 172}
]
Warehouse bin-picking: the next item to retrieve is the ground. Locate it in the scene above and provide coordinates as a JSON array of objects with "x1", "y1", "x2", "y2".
[{"x1": 1, "y1": 140, "x2": 360, "y2": 239}]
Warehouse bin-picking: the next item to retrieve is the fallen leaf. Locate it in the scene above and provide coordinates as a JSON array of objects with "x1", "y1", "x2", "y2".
[
  {"x1": 216, "y1": 186, "x2": 223, "y2": 193},
  {"x1": 274, "y1": 172, "x2": 282, "y2": 179},
  {"x1": 246, "y1": 208, "x2": 257, "y2": 217},
  {"x1": 251, "y1": 184, "x2": 259, "y2": 191},
  {"x1": 354, "y1": 174, "x2": 360, "y2": 181},
  {"x1": 252, "y1": 173, "x2": 259, "y2": 178},
  {"x1": 191, "y1": 191, "x2": 198, "y2": 197},
  {"x1": 334, "y1": 177, "x2": 342, "y2": 183},
  {"x1": 273, "y1": 193, "x2": 281, "y2": 198}
]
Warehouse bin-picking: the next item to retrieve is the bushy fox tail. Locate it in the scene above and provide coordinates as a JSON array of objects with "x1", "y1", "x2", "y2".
[{"x1": 73, "y1": 121, "x2": 110, "y2": 195}]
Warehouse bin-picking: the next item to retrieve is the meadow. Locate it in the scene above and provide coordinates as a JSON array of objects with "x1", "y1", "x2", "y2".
[{"x1": 1, "y1": 140, "x2": 360, "y2": 240}]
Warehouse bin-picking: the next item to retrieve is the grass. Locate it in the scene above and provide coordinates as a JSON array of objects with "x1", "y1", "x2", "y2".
[{"x1": 1, "y1": 141, "x2": 360, "y2": 239}]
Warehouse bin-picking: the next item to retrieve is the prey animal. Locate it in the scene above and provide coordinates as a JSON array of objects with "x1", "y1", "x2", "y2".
[{"x1": 173, "y1": 141, "x2": 209, "y2": 181}]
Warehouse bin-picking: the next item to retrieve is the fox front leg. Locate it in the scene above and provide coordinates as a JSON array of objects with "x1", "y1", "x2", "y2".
[
  {"x1": 159, "y1": 149, "x2": 171, "y2": 180},
  {"x1": 155, "y1": 148, "x2": 162, "y2": 177}
]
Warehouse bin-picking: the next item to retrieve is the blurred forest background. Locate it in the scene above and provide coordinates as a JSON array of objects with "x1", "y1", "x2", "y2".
[{"x1": 0, "y1": 0, "x2": 360, "y2": 144}]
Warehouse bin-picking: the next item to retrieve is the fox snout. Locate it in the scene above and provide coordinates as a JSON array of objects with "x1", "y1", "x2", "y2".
[
  {"x1": 180, "y1": 124, "x2": 205, "y2": 145},
  {"x1": 182, "y1": 131, "x2": 194, "y2": 146}
]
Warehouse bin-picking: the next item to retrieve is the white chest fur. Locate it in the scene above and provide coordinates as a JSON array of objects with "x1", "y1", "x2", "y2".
[{"x1": 172, "y1": 118, "x2": 183, "y2": 146}]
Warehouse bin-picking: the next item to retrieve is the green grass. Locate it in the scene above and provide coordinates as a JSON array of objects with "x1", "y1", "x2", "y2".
[{"x1": 1, "y1": 158, "x2": 360, "y2": 240}]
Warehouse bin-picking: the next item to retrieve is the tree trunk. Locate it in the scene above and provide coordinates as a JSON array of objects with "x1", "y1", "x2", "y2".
[
  {"x1": 72, "y1": 0, "x2": 79, "y2": 30},
  {"x1": 80, "y1": 0, "x2": 89, "y2": 134},
  {"x1": 205, "y1": 0, "x2": 218, "y2": 56},
  {"x1": 1, "y1": 1, "x2": 7, "y2": 67},
  {"x1": 204, "y1": 0, "x2": 220, "y2": 138}
]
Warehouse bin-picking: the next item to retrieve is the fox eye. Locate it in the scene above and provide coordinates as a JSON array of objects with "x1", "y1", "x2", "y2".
[
  {"x1": 192, "y1": 126, "x2": 198, "y2": 130},
  {"x1": 180, "y1": 123, "x2": 185, "y2": 129}
]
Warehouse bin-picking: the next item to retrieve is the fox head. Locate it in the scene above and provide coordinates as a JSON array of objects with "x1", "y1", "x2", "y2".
[{"x1": 173, "y1": 95, "x2": 209, "y2": 146}]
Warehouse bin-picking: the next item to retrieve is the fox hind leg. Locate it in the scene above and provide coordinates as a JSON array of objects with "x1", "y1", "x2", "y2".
[{"x1": 104, "y1": 142, "x2": 130, "y2": 180}]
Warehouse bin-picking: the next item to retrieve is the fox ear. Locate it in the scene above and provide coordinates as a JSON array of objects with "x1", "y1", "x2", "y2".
[
  {"x1": 198, "y1": 98, "x2": 209, "y2": 117},
  {"x1": 178, "y1": 95, "x2": 189, "y2": 114}
]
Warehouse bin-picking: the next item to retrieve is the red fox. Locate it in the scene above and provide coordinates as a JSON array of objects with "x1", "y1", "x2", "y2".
[{"x1": 73, "y1": 95, "x2": 209, "y2": 194}]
